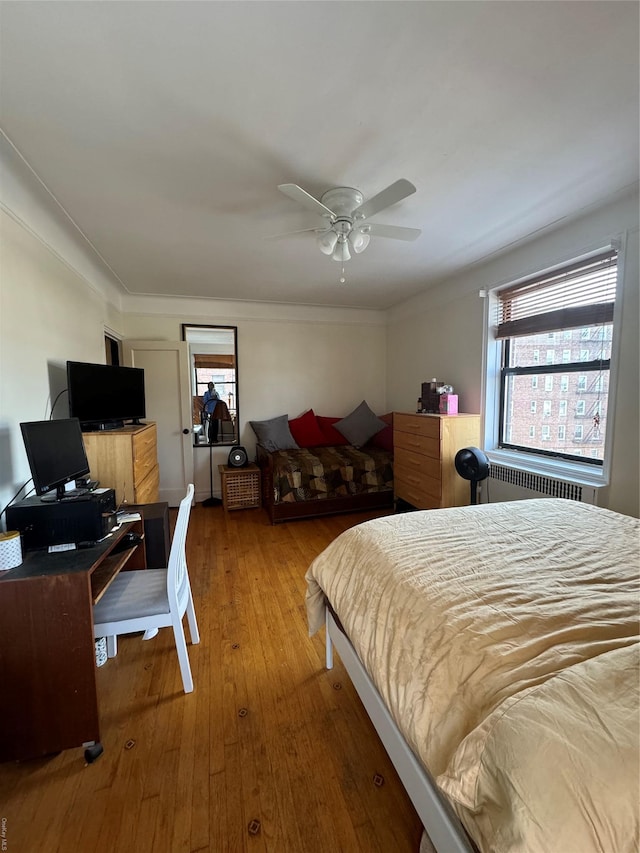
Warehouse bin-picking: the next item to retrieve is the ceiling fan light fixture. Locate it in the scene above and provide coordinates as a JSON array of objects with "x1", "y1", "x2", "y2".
[
  {"x1": 351, "y1": 231, "x2": 371, "y2": 254},
  {"x1": 317, "y1": 229, "x2": 338, "y2": 255},
  {"x1": 332, "y1": 236, "x2": 351, "y2": 262}
]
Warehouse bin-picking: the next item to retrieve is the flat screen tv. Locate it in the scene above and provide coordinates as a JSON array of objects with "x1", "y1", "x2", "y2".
[
  {"x1": 67, "y1": 361, "x2": 146, "y2": 430},
  {"x1": 21, "y1": 418, "x2": 91, "y2": 501}
]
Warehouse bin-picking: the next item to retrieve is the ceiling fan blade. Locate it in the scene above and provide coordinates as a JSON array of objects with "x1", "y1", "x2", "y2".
[
  {"x1": 264, "y1": 226, "x2": 323, "y2": 240},
  {"x1": 366, "y1": 223, "x2": 421, "y2": 241},
  {"x1": 352, "y1": 179, "x2": 416, "y2": 220},
  {"x1": 278, "y1": 184, "x2": 336, "y2": 218}
]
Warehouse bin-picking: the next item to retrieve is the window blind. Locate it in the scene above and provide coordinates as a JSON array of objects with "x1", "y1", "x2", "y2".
[{"x1": 496, "y1": 248, "x2": 617, "y2": 339}]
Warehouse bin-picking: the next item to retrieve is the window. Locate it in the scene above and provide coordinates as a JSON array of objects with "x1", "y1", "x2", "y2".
[
  {"x1": 530, "y1": 401, "x2": 537, "y2": 414},
  {"x1": 529, "y1": 426, "x2": 536, "y2": 438},
  {"x1": 182, "y1": 324, "x2": 239, "y2": 447},
  {"x1": 497, "y1": 247, "x2": 617, "y2": 465}
]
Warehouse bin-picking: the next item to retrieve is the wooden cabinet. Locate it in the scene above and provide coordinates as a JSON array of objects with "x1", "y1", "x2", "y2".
[
  {"x1": 393, "y1": 412, "x2": 481, "y2": 509},
  {"x1": 83, "y1": 423, "x2": 159, "y2": 506}
]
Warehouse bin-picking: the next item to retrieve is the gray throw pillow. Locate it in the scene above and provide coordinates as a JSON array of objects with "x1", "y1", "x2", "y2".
[
  {"x1": 335, "y1": 400, "x2": 386, "y2": 448},
  {"x1": 249, "y1": 415, "x2": 299, "y2": 452}
]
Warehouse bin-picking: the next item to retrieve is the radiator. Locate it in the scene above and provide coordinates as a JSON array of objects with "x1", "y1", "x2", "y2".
[{"x1": 481, "y1": 463, "x2": 598, "y2": 505}]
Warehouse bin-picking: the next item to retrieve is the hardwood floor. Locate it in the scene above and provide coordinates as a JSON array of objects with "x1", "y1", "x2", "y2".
[{"x1": 0, "y1": 504, "x2": 428, "y2": 853}]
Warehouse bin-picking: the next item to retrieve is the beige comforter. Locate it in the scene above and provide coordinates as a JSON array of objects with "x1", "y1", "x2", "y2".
[{"x1": 305, "y1": 499, "x2": 640, "y2": 852}]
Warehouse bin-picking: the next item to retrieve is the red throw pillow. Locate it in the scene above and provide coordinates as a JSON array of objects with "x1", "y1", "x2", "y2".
[
  {"x1": 288, "y1": 409, "x2": 326, "y2": 448},
  {"x1": 316, "y1": 415, "x2": 350, "y2": 446},
  {"x1": 369, "y1": 412, "x2": 393, "y2": 451}
]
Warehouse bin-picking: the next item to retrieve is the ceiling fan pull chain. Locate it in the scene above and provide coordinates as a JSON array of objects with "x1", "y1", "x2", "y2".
[{"x1": 339, "y1": 265, "x2": 346, "y2": 285}]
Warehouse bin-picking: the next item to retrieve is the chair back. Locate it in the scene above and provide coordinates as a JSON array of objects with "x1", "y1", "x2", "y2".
[{"x1": 167, "y1": 484, "x2": 195, "y2": 615}]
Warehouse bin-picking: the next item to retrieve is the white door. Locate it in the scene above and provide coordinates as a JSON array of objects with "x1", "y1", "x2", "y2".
[{"x1": 123, "y1": 340, "x2": 193, "y2": 506}]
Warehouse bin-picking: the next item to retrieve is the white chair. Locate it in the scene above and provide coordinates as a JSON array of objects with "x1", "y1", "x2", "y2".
[{"x1": 93, "y1": 484, "x2": 200, "y2": 693}]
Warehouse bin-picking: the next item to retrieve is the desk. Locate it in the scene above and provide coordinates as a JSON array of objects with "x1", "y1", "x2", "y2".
[{"x1": 0, "y1": 520, "x2": 145, "y2": 762}]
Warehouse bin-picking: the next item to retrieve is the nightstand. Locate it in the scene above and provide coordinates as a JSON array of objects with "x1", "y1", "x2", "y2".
[{"x1": 218, "y1": 463, "x2": 261, "y2": 511}]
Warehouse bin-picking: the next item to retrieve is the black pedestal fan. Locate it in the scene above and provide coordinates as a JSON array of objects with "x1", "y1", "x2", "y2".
[{"x1": 454, "y1": 447, "x2": 490, "y2": 505}]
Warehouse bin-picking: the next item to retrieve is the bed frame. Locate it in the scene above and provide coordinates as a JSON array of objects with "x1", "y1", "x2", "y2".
[{"x1": 325, "y1": 606, "x2": 476, "y2": 853}]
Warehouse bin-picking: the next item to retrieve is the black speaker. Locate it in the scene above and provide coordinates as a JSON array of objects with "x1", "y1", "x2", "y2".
[{"x1": 228, "y1": 445, "x2": 248, "y2": 468}]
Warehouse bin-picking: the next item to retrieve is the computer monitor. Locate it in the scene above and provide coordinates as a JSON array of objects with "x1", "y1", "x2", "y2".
[{"x1": 20, "y1": 418, "x2": 91, "y2": 502}]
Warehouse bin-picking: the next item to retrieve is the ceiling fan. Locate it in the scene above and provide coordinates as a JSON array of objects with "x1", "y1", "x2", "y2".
[{"x1": 274, "y1": 179, "x2": 421, "y2": 280}]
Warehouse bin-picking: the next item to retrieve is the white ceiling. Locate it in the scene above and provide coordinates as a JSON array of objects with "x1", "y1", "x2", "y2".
[{"x1": 1, "y1": 1, "x2": 638, "y2": 310}]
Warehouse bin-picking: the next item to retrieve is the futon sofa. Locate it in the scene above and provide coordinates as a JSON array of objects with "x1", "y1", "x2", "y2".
[{"x1": 251, "y1": 404, "x2": 394, "y2": 524}]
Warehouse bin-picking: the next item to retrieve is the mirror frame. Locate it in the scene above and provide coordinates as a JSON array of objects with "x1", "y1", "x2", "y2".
[{"x1": 181, "y1": 323, "x2": 239, "y2": 448}]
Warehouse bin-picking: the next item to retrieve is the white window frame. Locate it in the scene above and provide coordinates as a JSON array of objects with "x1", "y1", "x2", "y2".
[{"x1": 482, "y1": 239, "x2": 625, "y2": 489}]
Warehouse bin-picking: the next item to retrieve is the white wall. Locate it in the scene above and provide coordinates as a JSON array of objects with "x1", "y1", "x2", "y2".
[
  {"x1": 0, "y1": 214, "x2": 126, "y2": 511},
  {"x1": 120, "y1": 301, "x2": 387, "y2": 501},
  {"x1": 387, "y1": 188, "x2": 640, "y2": 517},
  {"x1": 0, "y1": 135, "x2": 126, "y2": 516}
]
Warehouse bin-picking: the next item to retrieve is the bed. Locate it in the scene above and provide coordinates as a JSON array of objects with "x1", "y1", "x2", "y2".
[
  {"x1": 256, "y1": 443, "x2": 394, "y2": 523},
  {"x1": 305, "y1": 499, "x2": 640, "y2": 852}
]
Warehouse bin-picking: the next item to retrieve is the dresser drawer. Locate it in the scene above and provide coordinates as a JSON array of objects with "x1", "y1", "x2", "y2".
[
  {"x1": 394, "y1": 430, "x2": 440, "y2": 459},
  {"x1": 134, "y1": 464, "x2": 159, "y2": 504},
  {"x1": 394, "y1": 413, "x2": 441, "y2": 439},
  {"x1": 132, "y1": 426, "x2": 157, "y2": 486},
  {"x1": 395, "y1": 478, "x2": 441, "y2": 510},
  {"x1": 394, "y1": 461, "x2": 441, "y2": 500},
  {"x1": 394, "y1": 447, "x2": 441, "y2": 483}
]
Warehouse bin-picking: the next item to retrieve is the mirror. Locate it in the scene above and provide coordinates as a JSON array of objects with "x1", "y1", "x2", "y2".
[{"x1": 182, "y1": 324, "x2": 239, "y2": 447}]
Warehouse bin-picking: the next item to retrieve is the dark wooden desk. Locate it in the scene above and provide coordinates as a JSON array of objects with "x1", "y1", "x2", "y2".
[{"x1": 0, "y1": 520, "x2": 145, "y2": 762}]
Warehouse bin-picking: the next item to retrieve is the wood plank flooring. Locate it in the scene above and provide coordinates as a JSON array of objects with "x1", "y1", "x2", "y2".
[{"x1": 0, "y1": 504, "x2": 429, "y2": 853}]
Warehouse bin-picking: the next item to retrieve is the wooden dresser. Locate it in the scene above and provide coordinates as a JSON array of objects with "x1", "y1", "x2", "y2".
[
  {"x1": 393, "y1": 412, "x2": 481, "y2": 509},
  {"x1": 82, "y1": 422, "x2": 159, "y2": 506}
]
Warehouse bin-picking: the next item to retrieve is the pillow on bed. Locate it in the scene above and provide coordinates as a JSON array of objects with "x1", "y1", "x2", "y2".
[
  {"x1": 249, "y1": 415, "x2": 299, "y2": 452},
  {"x1": 368, "y1": 412, "x2": 393, "y2": 451},
  {"x1": 288, "y1": 409, "x2": 326, "y2": 448},
  {"x1": 335, "y1": 400, "x2": 386, "y2": 448},
  {"x1": 316, "y1": 416, "x2": 350, "y2": 446}
]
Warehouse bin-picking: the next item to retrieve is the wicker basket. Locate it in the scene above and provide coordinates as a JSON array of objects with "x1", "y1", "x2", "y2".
[{"x1": 219, "y1": 464, "x2": 261, "y2": 511}]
